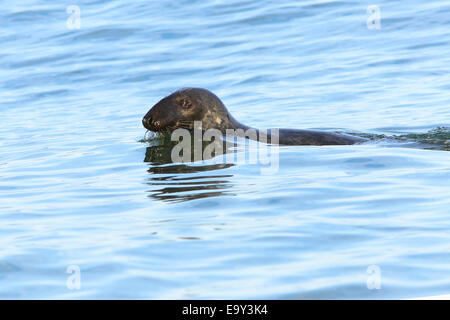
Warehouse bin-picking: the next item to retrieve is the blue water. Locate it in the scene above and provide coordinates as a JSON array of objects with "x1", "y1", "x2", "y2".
[{"x1": 1, "y1": 0, "x2": 450, "y2": 299}]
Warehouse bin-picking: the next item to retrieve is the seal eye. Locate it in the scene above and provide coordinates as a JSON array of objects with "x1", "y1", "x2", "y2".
[{"x1": 182, "y1": 99, "x2": 193, "y2": 109}]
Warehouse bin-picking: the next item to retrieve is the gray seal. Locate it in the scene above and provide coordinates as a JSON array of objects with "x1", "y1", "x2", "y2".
[{"x1": 142, "y1": 88, "x2": 367, "y2": 145}]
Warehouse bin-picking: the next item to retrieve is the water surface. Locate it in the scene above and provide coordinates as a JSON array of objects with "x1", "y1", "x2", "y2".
[{"x1": 1, "y1": 0, "x2": 450, "y2": 299}]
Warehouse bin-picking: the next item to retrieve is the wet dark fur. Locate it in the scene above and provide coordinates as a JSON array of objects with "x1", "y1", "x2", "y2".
[{"x1": 142, "y1": 88, "x2": 367, "y2": 146}]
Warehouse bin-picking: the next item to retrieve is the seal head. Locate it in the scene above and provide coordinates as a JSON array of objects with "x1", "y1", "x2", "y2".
[{"x1": 142, "y1": 88, "x2": 241, "y2": 134}]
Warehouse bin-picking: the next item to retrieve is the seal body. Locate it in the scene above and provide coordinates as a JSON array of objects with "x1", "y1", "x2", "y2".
[{"x1": 142, "y1": 88, "x2": 367, "y2": 146}]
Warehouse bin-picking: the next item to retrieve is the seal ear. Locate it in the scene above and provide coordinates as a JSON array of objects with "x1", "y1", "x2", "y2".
[{"x1": 176, "y1": 96, "x2": 193, "y2": 110}]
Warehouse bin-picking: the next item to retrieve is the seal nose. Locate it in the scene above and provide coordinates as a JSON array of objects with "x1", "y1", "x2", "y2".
[{"x1": 142, "y1": 116, "x2": 151, "y2": 129}]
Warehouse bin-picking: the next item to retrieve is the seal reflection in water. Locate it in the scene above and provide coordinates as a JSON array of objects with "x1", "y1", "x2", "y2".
[
  {"x1": 142, "y1": 88, "x2": 368, "y2": 146},
  {"x1": 144, "y1": 161, "x2": 235, "y2": 203},
  {"x1": 143, "y1": 135, "x2": 237, "y2": 203}
]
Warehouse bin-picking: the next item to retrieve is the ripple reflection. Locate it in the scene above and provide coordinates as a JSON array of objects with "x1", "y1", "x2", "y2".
[{"x1": 143, "y1": 136, "x2": 236, "y2": 203}]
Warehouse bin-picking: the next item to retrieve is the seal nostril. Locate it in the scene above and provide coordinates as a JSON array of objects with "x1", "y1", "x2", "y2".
[{"x1": 142, "y1": 117, "x2": 151, "y2": 128}]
